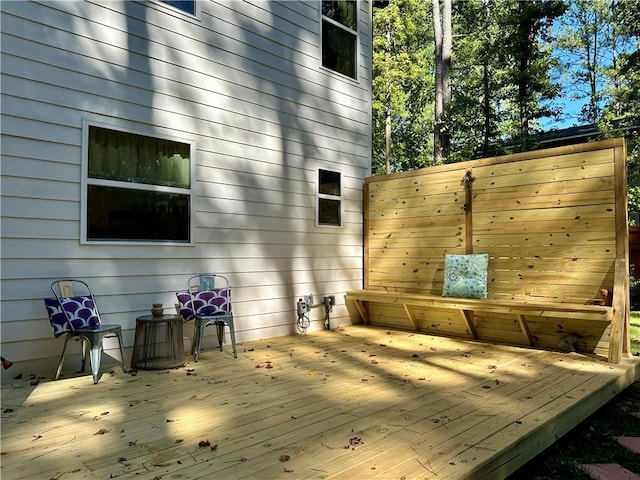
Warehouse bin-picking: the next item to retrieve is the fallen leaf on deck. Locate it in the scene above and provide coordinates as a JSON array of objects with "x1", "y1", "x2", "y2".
[
  {"x1": 345, "y1": 436, "x2": 363, "y2": 450},
  {"x1": 279, "y1": 454, "x2": 290, "y2": 462},
  {"x1": 94, "y1": 428, "x2": 109, "y2": 435},
  {"x1": 199, "y1": 440, "x2": 211, "y2": 447}
]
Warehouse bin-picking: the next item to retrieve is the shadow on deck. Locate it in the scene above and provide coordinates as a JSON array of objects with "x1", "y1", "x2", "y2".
[{"x1": 2, "y1": 325, "x2": 639, "y2": 479}]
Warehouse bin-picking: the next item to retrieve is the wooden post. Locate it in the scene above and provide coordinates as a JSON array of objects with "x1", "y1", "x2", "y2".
[
  {"x1": 613, "y1": 141, "x2": 630, "y2": 359},
  {"x1": 461, "y1": 169, "x2": 475, "y2": 254},
  {"x1": 609, "y1": 259, "x2": 628, "y2": 363}
]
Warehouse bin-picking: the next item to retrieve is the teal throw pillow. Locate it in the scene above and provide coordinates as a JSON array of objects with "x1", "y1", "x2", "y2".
[{"x1": 442, "y1": 253, "x2": 489, "y2": 299}]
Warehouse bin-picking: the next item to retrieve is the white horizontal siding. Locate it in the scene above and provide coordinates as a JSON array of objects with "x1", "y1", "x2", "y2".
[{"x1": 0, "y1": 0, "x2": 370, "y2": 381}]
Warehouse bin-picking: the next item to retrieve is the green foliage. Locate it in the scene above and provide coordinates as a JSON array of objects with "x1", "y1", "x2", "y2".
[
  {"x1": 497, "y1": 0, "x2": 567, "y2": 151},
  {"x1": 372, "y1": 0, "x2": 435, "y2": 174},
  {"x1": 371, "y1": 0, "x2": 639, "y2": 186},
  {"x1": 553, "y1": 0, "x2": 615, "y2": 124},
  {"x1": 607, "y1": 0, "x2": 640, "y2": 224}
]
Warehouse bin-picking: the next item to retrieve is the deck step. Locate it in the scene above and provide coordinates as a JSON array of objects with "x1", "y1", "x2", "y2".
[
  {"x1": 615, "y1": 436, "x2": 640, "y2": 454},
  {"x1": 579, "y1": 463, "x2": 640, "y2": 480}
]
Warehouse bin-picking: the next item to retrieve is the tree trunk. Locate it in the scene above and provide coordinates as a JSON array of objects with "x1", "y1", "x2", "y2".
[
  {"x1": 385, "y1": 19, "x2": 392, "y2": 173},
  {"x1": 482, "y1": 2, "x2": 491, "y2": 156},
  {"x1": 517, "y1": 2, "x2": 531, "y2": 152},
  {"x1": 483, "y1": 61, "x2": 490, "y2": 156},
  {"x1": 433, "y1": 0, "x2": 443, "y2": 164},
  {"x1": 433, "y1": 0, "x2": 452, "y2": 164}
]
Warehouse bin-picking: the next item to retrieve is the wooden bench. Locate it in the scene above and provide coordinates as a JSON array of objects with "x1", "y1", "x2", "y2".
[
  {"x1": 346, "y1": 258, "x2": 627, "y2": 363},
  {"x1": 345, "y1": 290, "x2": 613, "y2": 337}
]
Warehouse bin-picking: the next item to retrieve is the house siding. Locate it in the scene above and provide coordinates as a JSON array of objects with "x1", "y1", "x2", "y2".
[{"x1": 0, "y1": 0, "x2": 371, "y2": 380}]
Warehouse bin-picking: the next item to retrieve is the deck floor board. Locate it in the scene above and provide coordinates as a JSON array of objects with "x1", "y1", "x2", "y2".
[{"x1": 2, "y1": 325, "x2": 639, "y2": 480}]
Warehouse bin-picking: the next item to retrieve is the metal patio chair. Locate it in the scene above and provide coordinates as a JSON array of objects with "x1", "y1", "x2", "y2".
[
  {"x1": 175, "y1": 274, "x2": 237, "y2": 361},
  {"x1": 44, "y1": 279, "x2": 127, "y2": 384}
]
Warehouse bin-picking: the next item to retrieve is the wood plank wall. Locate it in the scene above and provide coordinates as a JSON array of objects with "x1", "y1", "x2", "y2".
[{"x1": 362, "y1": 139, "x2": 629, "y2": 353}]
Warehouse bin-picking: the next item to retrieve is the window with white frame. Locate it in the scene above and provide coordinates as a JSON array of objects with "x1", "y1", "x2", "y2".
[
  {"x1": 83, "y1": 123, "x2": 193, "y2": 243},
  {"x1": 317, "y1": 168, "x2": 342, "y2": 227},
  {"x1": 160, "y1": 0, "x2": 196, "y2": 15},
  {"x1": 321, "y1": 0, "x2": 358, "y2": 79}
]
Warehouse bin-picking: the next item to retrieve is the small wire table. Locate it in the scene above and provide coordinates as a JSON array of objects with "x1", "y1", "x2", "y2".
[{"x1": 131, "y1": 314, "x2": 185, "y2": 370}]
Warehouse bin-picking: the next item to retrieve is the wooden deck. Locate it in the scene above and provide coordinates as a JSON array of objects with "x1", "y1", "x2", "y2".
[{"x1": 2, "y1": 325, "x2": 640, "y2": 480}]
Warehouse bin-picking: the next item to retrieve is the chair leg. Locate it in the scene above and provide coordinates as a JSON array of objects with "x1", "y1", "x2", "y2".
[
  {"x1": 55, "y1": 335, "x2": 73, "y2": 380},
  {"x1": 215, "y1": 321, "x2": 225, "y2": 352},
  {"x1": 114, "y1": 330, "x2": 128, "y2": 374},
  {"x1": 192, "y1": 323, "x2": 204, "y2": 362},
  {"x1": 228, "y1": 321, "x2": 238, "y2": 359},
  {"x1": 190, "y1": 328, "x2": 197, "y2": 355},
  {"x1": 89, "y1": 345, "x2": 102, "y2": 384},
  {"x1": 80, "y1": 338, "x2": 88, "y2": 372}
]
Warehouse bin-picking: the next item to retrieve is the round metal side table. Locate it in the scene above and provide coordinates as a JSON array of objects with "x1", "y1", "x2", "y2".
[{"x1": 131, "y1": 314, "x2": 185, "y2": 370}]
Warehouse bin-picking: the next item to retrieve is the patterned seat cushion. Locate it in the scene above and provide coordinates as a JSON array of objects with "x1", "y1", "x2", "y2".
[
  {"x1": 44, "y1": 296, "x2": 100, "y2": 337},
  {"x1": 176, "y1": 289, "x2": 231, "y2": 321},
  {"x1": 442, "y1": 253, "x2": 489, "y2": 299}
]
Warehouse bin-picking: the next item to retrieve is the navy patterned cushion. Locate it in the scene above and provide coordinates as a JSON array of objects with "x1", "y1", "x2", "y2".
[
  {"x1": 175, "y1": 292, "x2": 195, "y2": 320},
  {"x1": 176, "y1": 289, "x2": 231, "y2": 321},
  {"x1": 44, "y1": 297, "x2": 70, "y2": 337},
  {"x1": 44, "y1": 296, "x2": 100, "y2": 336},
  {"x1": 442, "y1": 253, "x2": 489, "y2": 299}
]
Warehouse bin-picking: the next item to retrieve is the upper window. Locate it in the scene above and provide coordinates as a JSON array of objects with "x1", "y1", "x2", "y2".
[
  {"x1": 317, "y1": 169, "x2": 342, "y2": 227},
  {"x1": 321, "y1": 0, "x2": 358, "y2": 79},
  {"x1": 161, "y1": 0, "x2": 196, "y2": 15},
  {"x1": 83, "y1": 123, "x2": 193, "y2": 244}
]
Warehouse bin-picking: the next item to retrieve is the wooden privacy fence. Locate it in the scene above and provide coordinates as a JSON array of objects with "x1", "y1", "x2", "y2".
[{"x1": 346, "y1": 138, "x2": 630, "y2": 363}]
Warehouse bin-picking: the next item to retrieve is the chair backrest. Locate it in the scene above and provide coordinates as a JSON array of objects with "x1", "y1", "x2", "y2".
[
  {"x1": 44, "y1": 279, "x2": 102, "y2": 336},
  {"x1": 175, "y1": 274, "x2": 232, "y2": 321}
]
